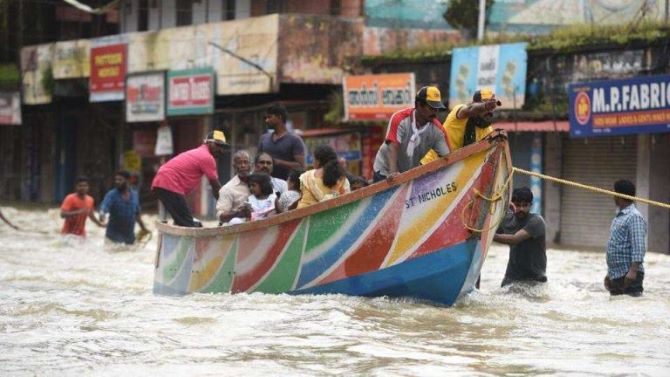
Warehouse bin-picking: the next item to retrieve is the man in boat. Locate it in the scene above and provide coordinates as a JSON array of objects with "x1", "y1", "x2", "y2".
[
  {"x1": 216, "y1": 150, "x2": 253, "y2": 225},
  {"x1": 372, "y1": 86, "x2": 450, "y2": 182},
  {"x1": 60, "y1": 176, "x2": 106, "y2": 238},
  {"x1": 421, "y1": 88, "x2": 500, "y2": 164},
  {"x1": 604, "y1": 180, "x2": 646, "y2": 297},
  {"x1": 494, "y1": 187, "x2": 547, "y2": 287},
  {"x1": 254, "y1": 152, "x2": 287, "y2": 195},
  {"x1": 99, "y1": 170, "x2": 148, "y2": 245},
  {"x1": 259, "y1": 104, "x2": 306, "y2": 180},
  {"x1": 151, "y1": 130, "x2": 227, "y2": 227}
]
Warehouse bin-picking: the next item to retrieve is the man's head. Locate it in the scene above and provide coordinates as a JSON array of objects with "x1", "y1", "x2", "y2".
[
  {"x1": 114, "y1": 170, "x2": 131, "y2": 191},
  {"x1": 511, "y1": 187, "x2": 533, "y2": 219},
  {"x1": 468, "y1": 87, "x2": 501, "y2": 129},
  {"x1": 613, "y1": 179, "x2": 635, "y2": 209},
  {"x1": 254, "y1": 152, "x2": 274, "y2": 175},
  {"x1": 75, "y1": 176, "x2": 90, "y2": 196},
  {"x1": 233, "y1": 150, "x2": 251, "y2": 179},
  {"x1": 205, "y1": 130, "x2": 229, "y2": 157},
  {"x1": 415, "y1": 86, "x2": 446, "y2": 122},
  {"x1": 265, "y1": 104, "x2": 288, "y2": 130}
]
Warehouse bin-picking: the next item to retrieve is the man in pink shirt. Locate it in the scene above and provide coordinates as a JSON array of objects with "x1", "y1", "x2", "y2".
[{"x1": 152, "y1": 130, "x2": 227, "y2": 227}]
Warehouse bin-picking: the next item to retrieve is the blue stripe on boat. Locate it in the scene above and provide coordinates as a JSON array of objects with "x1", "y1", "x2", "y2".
[
  {"x1": 296, "y1": 186, "x2": 399, "y2": 288},
  {"x1": 291, "y1": 239, "x2": 476, "y2": 306}
]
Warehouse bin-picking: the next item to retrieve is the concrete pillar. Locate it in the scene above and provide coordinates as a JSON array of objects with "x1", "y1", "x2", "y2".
[
  {"x1": 543, "y1": 132, "x2": 563, "y2": 245},
  {"x1": 636, "y1": 134, "x2": 670, "y2": 253}
]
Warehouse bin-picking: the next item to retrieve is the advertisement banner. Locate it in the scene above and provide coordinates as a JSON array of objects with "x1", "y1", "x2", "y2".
[
  {"x1": 53, "y1": 40, "x2": 90, "y2": 79},
  {"x1": 449, "y1": 43, "x2": 527, "y2": 109},
  {"x1": 90, "y1": 43, "x2": 127, "y2": 102},
  {"x1": 126, "y1": 72, "x2": 165, "y2": 122},
  {"x1": 21, "y1": 44, "x2": 54, "y2": 105},
  {"x1": 0, "y1": 92, "x2": 22, "y2": 125},
  {"x1": 155, "y1": 125, "x2": 174, "y2": 156},
  {"x1": 343, "y1": 73, "x2": 416, "y2": 121},
  {"x1": 569, "y1": 74, "x2": 670, "y2": 138},
  {"x1": 167, "y1": 67, "x2": 214, "y2": 116}
]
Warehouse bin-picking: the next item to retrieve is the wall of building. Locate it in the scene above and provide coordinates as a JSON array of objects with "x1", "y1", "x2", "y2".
[{"x1": 636, "y1": 134, "x2": 670, "y2": 253}]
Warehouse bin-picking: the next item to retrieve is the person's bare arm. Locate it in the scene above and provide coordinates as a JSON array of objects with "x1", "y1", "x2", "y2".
[
  {"x1": 136, "y1": 213, "x2": 148, "y2": 232},
  {"x1": 386, "y1": 142, "x2": 400, "y2": 177},
  {"x1": 456, "y1": 100, "x2": 499, "y2": 119},
  {"x1": 493, "y1": 229, "x2": 531, "y2": 245},
  {"x1": 209, "y1": 179, "x2": 221, "y2": 200},
  {"x1": 274, "y1": 155, "x2": 305, "y2": 170},
  {"x1": 88, "y1": 210, "x2": 106, "y2": 227}
]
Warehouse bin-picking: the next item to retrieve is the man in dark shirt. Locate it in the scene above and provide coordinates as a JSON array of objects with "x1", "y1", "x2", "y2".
[
  {"x1": 258, "y1": 104, "x2": 306, "y2": 180},
  {"x1": 494, "y1": 187, "x2": 547, "y2": 287}
]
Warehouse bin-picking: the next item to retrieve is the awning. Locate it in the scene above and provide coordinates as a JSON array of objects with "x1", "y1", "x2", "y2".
[{"x1": 493, "y1": 120, "x2": 569, "y2": 132}]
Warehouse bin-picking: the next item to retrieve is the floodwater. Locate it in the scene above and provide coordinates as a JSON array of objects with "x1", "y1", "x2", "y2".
[{"x1": 1, "y1": 207, "x2": 669, "y2": 376}]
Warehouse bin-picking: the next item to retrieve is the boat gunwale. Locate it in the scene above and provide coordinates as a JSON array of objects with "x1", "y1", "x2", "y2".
[{"x1": 155, "y1": 131, "x2": 510, "y2": 237}]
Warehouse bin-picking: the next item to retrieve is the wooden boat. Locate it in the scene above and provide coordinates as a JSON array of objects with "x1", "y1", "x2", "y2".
[{"x1": 153, "y1": 132, "x2": 512, "y2": 306}]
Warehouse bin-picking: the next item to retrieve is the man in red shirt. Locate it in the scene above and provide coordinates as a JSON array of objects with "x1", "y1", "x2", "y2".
[
  {"x1": 152, "y1": 130, "x2": 227, "y2": 227},
  {"x1": 60, "y1": 176, "x2": 105, "y2": 237}
]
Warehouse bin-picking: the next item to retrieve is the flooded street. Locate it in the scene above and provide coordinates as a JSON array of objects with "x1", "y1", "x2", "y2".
[{"x1": 1, "y1": 207, "x2": 669, "y2": 376}]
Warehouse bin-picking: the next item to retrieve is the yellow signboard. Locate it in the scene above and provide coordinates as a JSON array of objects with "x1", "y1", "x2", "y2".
[{"x1": 53, "y1": 40, "x2": 90, "y2": 79}]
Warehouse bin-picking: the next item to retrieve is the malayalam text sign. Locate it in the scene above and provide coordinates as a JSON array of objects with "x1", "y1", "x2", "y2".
[
  {"x1": 449, "y1": 43, "x2": 527, "y2": 109},
  {"x1": 126, "y1": 72, "x2": 165, "y2": 122},
  {"x1": 167, "y1": 67, "x2": 214, "y2": 116},
  {"x1": 343, "y1": 73, "x2": 415, "y2": 121},
  {"x1": 90, "y1": 43, "x2": 127, "y2": 102},
  {"x1": 569, "y1": 74, "x2": 670, "y2": 138}
]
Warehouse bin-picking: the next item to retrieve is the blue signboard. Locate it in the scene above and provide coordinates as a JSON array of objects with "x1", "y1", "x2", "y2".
[
  {"x1": 449, "y1": 43, "x2": 527, "y2": 109},
  {"x1": 568, "y1": 74, "x2": 670, "y2": 138}
]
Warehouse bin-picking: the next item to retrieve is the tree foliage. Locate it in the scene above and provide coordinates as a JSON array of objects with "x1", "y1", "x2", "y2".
[{"x1": 443, "y1": 0, "x2": 494, "y2": 38}]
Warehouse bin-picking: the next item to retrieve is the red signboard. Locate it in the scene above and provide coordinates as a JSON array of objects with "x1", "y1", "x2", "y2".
[
  {"x1": 167, "y1": 67, "x2": 214, "y2": 115},
  {"x1": 90, "y1": 43, "x2": 126, "y2": 102}
]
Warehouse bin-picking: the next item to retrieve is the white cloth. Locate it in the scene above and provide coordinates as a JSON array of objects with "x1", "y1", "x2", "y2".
[
  {"x1": 248, "y1": 193, "x2": 277, "y2": 221},
  {"x1": 405, "y1": 110, "x2": 429, "y2": 160},
  {"x1": 277, "y1": 190, "x2": 301, "y2": 213}
]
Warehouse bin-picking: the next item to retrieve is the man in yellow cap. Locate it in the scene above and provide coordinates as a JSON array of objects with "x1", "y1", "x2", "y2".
[
  {"x1": 372, "y1": 86, "x2": 450, "y2": 182},
  {"x1": 151, "y1": 130, "x2": 227, "y2": 227},
  {"x1": 422, "y1": 88, "x2": 501, "y2": 164}
]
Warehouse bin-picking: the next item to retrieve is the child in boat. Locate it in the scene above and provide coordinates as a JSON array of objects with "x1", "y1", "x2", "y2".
[
  {"x1": 276, "y1": 169, "x2": 303, "y2": 213},
  {"x1": 227, "y1": 173, "x2": 276, "y2": 225}
]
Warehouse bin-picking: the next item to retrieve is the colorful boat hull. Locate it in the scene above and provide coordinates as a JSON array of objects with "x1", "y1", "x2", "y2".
[{"x1": 153, "y1": 135, "x2": 512, "y2": 306}]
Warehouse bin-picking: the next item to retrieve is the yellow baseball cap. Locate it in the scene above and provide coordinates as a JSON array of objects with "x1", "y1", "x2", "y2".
[
  {"x1": 416, "y1": 86, "x2": 446, "y2": 110},
  {"x1": 473, "y1": 88, "x2": 495, "y2": 102},
  {"x1": 206, "y1": 130, "x2": 228, "y2": 146}
]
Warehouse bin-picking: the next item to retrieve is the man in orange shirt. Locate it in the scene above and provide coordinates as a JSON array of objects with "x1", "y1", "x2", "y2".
[{"x1": 60, "y1": 176, "x2": 105, "y2": 237}]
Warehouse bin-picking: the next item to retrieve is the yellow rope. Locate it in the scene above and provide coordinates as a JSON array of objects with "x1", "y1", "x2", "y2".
[
  {"x1": 461, "y1": 170, "x2": 514, "y2": 233},
  {"x1": 512, "y1": 167, "x2": 670, "y2": 210}
]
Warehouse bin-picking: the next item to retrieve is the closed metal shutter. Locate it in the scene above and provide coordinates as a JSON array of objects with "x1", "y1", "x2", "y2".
[{"x1": 559, "y1": 135, "x2": 637, "y2": 248}]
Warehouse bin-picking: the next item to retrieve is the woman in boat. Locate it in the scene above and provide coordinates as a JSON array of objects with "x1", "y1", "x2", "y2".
[{"x1": 297, "y1": 145, "x2": 350, "y2": 208}]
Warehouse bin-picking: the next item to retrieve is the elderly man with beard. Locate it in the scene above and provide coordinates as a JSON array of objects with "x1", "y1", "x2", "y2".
[
  {"x1": 421, "y1": 88, "x2": 500, "y2": 164},
  {"x1": 254, "y1": 152, "x2": 287, "y2": 195},
  {"x1": 216, "y1": 150, "x2": 253, "y2": 225},
  {"x1": 372, "y1": 86, "x2": 450, "y2": 182},
  {"x1": 494, "y1": 187, "x2": 547, "y2": 287},
  {"x1": 99, "y1": 170, "x2": 148, "y2": 245}
]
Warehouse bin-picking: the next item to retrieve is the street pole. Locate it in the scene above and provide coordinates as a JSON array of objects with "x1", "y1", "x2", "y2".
[{"x1": 477, "y1": 0, "x2": 486, "y2": 41}]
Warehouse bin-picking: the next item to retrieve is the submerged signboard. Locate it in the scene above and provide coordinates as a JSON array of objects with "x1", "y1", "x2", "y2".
[{"x1": 569, "y1": 74, "x2": 670, "y2": 137}]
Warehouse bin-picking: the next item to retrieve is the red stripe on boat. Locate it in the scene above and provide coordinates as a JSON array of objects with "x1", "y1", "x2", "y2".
[{"x1": 231, "y1": 219, "x2": 301, "y2": 293}]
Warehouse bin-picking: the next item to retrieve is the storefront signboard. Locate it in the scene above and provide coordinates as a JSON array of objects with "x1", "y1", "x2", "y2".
[
  {"x1": 343, "y1": 73, "x2": 416, "y2": 121},
  {"x1": 90, "y1": 42, "x2": 127, "y2": 102},
  {"x1": 126, "y1": 72, "x2": 165, "y2": 122},
  {"x1": 0, "y1": 92, "x2": 22, "y2": 125},
  {"x1": 569, "y1": 74, "x2": 670, "y2": 137},
  {"x1": 167, "y1": 67, "x2": 214, "y2": 116},
  {"x1": 21, "y1": 44, "x2": 54, "y2": 105},
  {"x1": 53, "y1": 40, "x2": 90, "y2": 79},
  {"x1": 449, "y1": 43, "x2": 527, "y2": 109},
  {"x1": 155, "y1": 125, "x2": 174, "y2": 156}
]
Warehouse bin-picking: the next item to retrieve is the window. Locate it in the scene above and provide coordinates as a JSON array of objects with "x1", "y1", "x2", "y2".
[
  {"x1": 266, "y1": 0, "x2": 286, "y2": 14},
  {"x1": 223, "y1": 0, "x2": 236, "y2": 20},
  {"x1": 176, "y1": 0, "x2": 193, "y2": 26},
  {"x1": 138, "y1": 0, "x2": 148, "y2": 31},
  {"x1": 330, "y1": 0, "x2": 341, "y2": 16}
]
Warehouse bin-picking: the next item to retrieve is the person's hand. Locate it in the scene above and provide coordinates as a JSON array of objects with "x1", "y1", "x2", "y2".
[
  {"x1": 238, "y1": 203, "x2": 252, "y2": 218},
  {"x1": 386, "y1": 172, "x2": 399, "y2": 183},
  {"x1": 623, "y1": 270, "x2": 637, "y2": 288}
]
